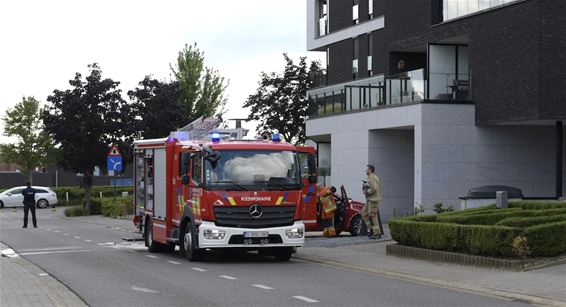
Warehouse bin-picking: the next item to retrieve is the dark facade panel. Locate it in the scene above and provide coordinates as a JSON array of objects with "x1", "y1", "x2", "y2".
[
  {"x1": 328, "y1": 40, "x2": 355, "y2": 85},
  {"x1": 359, "y1": 0, "x2": 369, "y2": 23},
  {"x1": 329, "y1": 0, "x2": 353, "y2": 33},
  {"x1": 358, "y1": 33, "x2": 369, "y2": 78}
]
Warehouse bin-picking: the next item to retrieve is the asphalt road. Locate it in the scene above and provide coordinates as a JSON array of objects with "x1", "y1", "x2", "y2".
[{"x1": 0, "y1": 208, "x2": 529, "y2": 307}]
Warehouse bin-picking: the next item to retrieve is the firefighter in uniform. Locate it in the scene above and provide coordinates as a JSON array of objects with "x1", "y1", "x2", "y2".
[
  {"x1": 362, "y1": 165, "x2": 381, "y2": 239},
  {"x1": 318, "y1": 186, "x2": 337, "y2": 237},
  {"x1": 22, "y1": 181, "x2": 37, "y2": 228}
]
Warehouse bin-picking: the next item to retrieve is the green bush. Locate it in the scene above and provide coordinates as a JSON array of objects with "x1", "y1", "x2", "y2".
[
  {"x1": 524, "y1": 221, "x2": 566, "y2": 257},
  {"x1": 64, "y1": 206, "x2": 85, "y2": 217},
  {"x1": 389, "y1": 219, "x2": 521, "y2": 257},
  {"x1": 53, "y1": 186, "x2": 133, "y2": 204},
  {"x1": 89, "y1": 199, "x2": 102, "y2": 215},
  {"x1": 496, "y1": 214, "x2": 566, "y2": 228},
  {"x1": 101, "y1": 196, "x2": 134, "y2": 218},
  {"x1": 436, "y1": 208, "x2": 566, "y2": 225},
  {"x1": 508, "y1": 200, "x2": 566, "y2": 210}
]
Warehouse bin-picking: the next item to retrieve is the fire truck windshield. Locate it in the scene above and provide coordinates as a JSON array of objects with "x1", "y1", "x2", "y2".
[{"x1": 205, "y1": 150, "x2": 302, "y2": 190}]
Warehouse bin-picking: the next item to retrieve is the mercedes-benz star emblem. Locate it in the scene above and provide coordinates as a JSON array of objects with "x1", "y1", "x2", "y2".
[{"x1": 249, "y1": 204, "x2": 263, "y2": 219}]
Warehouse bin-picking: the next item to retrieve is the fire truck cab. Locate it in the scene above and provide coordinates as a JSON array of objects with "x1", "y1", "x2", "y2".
[{"x1": 133, "y1": 122, "x2": 305, "y2": 261}]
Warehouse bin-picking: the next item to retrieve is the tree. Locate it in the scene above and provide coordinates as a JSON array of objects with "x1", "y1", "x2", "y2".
[
  {"x1": 128, "y1": 77, "x2": 187, "y2": 139},
  {"x1": 170, "y1": 43, "x2": 228, "y2": 122},
  {"x1": 244, "y1": 54, "x2": 322, "y2": 145},
  {"x1": 42, "y1": 63, "x2": 131, "y2": 213},
  {"x1": 0, "y1": 96, "x2": 56, "y2": 182}
]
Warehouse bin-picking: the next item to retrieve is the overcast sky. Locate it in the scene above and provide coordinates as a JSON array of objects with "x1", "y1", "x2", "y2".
[{"x1": 0, "y1": 0, "x2": 323, "y2": 143}]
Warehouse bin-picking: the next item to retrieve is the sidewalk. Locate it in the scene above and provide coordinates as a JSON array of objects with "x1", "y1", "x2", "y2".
[{"x1": 0, "y1": 242, "x2": 87, "y2": 307}]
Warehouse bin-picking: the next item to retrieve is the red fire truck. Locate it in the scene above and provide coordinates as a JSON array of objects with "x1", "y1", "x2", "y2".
[{"x1": 133, "y1": 120, "x2": 305, "y2": 261}]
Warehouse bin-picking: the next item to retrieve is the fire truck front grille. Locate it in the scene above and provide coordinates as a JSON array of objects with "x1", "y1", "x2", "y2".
[{"x1": 214, "y1": 206, "x2": 295, "y2": 229}]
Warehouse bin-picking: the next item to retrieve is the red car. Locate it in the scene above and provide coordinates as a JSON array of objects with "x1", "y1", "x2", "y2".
[{"x1": 297, "y1": 147, "x2": 365, "y2": 236}]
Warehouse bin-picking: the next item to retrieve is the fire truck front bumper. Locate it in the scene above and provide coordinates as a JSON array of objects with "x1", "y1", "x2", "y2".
[{"x1": 197, "y1": 221, "x2": 305, "y2": 249}]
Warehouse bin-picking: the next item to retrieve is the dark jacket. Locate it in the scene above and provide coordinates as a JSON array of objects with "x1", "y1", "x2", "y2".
[{"x1": 21, "y1": 186, "x2": 36, "y2": 206}]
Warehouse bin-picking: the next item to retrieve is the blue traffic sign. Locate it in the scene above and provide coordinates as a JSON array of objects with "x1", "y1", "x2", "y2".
[{"x1": 107, "y1": 156, "x2": 123, "y2": 172}]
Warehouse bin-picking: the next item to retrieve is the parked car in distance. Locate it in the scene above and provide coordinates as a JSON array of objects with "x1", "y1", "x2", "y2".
[{"x1": 0, "y1": 186, "x2": 58, "y2": 209}]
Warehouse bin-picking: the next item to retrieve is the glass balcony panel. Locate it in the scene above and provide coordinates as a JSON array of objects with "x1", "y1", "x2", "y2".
[
  {"x1": 319, "y1": 16, "x2": 327, "y2": 36},
  {"x1": 443, "y1": 0, "x2": 520, "y2": 21}
]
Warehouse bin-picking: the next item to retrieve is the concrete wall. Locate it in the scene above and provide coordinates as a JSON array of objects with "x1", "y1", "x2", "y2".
[{"x1": 369, "y1": 129, "x2": 414, "y2": 220}]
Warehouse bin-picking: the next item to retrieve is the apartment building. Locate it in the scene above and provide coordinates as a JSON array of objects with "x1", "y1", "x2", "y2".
[{"x1": 306, "y1": 0, "x2": 566, "y2": 219}]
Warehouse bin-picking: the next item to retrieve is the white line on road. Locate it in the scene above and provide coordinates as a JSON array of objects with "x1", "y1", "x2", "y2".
[
  {"x1": 131, "y1": 286, "x2": 159, "y2": 294},
  {"x1": 97, "y1": 242, "x2": 114, "y2": 246},
  {"x1": 253, "y1": 284, "x2": 274, "y2": 290},
  {"x1": 54, "y1": 230, "x2": 60, "y2": 233},
  {"x1": 20, "y1": 249, "x2": 90, "y2": 256},
  {"x1": 293, "y1": 296, "x2": 318, "y2": 303},
  {"x1": 85, "y1": 240, "x2": 92, "y2": 242},
  {"x1": 74, "y1": 236, "x2": 81, "y2": 239},
  {"x1": 39, "y1": 273, "x2": 49, "y2": 276},
  {"x1": 63, "y1": 233, "x2": 70, "y2": 236},
  {"x1": 219, "y1": 275, "x2": 237, "y2": 280},
  {"x1": 18, "y1": 246, "x2": 79, "y2": 252},
  {"x1": 146, "y1": 255, "x2": 158, "y2": 259},
  {"x1": 167, "y1": 261, "x2": 181, "y2": 265},
  {"x1": 192, "y1": 267, "x2": 206, "y2": 272}
]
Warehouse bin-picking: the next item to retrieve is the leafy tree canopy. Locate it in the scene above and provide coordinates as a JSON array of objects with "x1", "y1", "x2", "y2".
[
  {"x1": 170, "y1": 43, "x2": 228, "y2": 122},
  {"x1": 0, "y1": 96, "x2": 56, "y2": 181},
  {"x1": 243, "y1": 54, "x2": 322, "y2": 145},
  {"x1": 42, "y1": 63, "x2": 131, "y2": 211}
]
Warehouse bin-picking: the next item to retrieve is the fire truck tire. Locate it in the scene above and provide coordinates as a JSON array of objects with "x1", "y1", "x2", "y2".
[
  {"x1": 145, "y1": 219, "x2": 161, "y2": 253},
  {"x1": 273, "y1": 247, "x2": 293, "y2": 261},
  {"x1": 183, "y1": 222, "x2": 204, "y2": 261}
]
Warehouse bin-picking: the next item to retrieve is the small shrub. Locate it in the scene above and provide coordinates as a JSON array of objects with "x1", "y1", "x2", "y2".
[
  {"x1": 101, "y1": 196, "x2": 134, "y2": 218},
  {"x1": 433, "y1": 203, "x2": 454, "y2": 214},
  {"x1": 524, "y1": 221, "x2": 566, "y2": 257},
  {"x1": 414, "y1": 204, "x2": 425, "y2": 215},
  {"x1": 512, "y1": 235, "x2": 532, "y2": 259},
  {"x1": 64, "y1": 206, "x2": 85, "y2": 217},
  {"x1": 496, "y1": 214, "x2": 566, "y2": 228}
]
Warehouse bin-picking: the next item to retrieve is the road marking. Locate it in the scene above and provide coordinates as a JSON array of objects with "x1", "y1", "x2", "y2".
[
  {"x1": 46, "y1": 228, "x2": 52, "y2": 231},
  {"x1": 146, "y1": 255, "x2": 158, "y2": 259},
  {"x1": 63, "y1": 233, "x2": 70, "y2": 236},
  {"x1": 97, "y1": 242, "x2": 114, "y2": 246},
  {"x1": 74, "y1": 236, "x2": 81, "y2": 239},
  {"x1": 0, "y1": 249, "x2": 19, "y2": 258},
  {"x1": 20, "y1": 249, "x2": 90, "y2": 256},
  {"x1": 293, "y1": 296, "x2": 318, "y2": 303},
  {"x1": 114, "y1": 227, "x2": 122, "y2": 230},
  {"x1": 54, "y1": 230, "x2": 60, "y2": 233},
  {"x1": 39, "y1": 273, "x2": 49, "y2": 276},
  {"x1": 192, "y1": 267, "x2": 206, "y2": 272},
  {"x1": 85, "y1": 240, "x2": 92, "y2": 242},
  {"x1": 253, "y1": 284, "x2": 274, "y2": 290},
  {"x1": 219, "y1": 275, "x2": 237, "y2": 280},
  {"x1": 131, "y1": 286, "x2": 159, "y2": 294},
  {"x1": 19, "y1": 246, "x2": 79, "y2": 252},
  {"x1": 167, "y1": 261, "x2": 181, "y2": 265}
]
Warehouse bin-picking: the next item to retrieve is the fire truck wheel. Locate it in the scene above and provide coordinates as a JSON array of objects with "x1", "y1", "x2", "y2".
[
  {"x1": 183, "y1": 222, "x2": 204, "y2": 261},
  {"x1": 273, "y1": 247, "x2": 293, "y2": 261},
  {"x1": 145, "y1": 219, "x2": 161, "y2": 253}
]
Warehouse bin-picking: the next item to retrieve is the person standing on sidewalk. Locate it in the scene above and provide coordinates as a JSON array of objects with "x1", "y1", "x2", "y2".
[
  {"x1": 362, "y1": 165, "x2": 381, "y2": 239},
  {"x1": 21, "y1": 181, "x2": 37, "y2": 228}
]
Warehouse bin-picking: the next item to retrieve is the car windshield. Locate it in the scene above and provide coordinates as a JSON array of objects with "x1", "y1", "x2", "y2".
[{"x1": 205, "y1": 150, "x2": 301, "y2": 190}]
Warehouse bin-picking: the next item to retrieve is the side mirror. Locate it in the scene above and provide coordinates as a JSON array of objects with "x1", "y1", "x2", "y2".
[
  {"x1": 6, "y1": 193, "x2": 11, "y2": 196},
  {"x1": 181, "y1": 175, "x2": 190, "y2": 185}
]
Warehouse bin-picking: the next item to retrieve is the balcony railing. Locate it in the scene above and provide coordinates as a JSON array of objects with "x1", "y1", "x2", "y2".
[{"x1": 308, "y1": 68, "x2": 471, "y2": 117}]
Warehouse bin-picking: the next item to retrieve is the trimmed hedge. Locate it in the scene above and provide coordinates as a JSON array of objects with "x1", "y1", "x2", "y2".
[
  {"x1": 390, "y1": 201, "x2": 566, "y2": 258},
  {"x1": 64, "y1": 206, "x2": 85, "y2": 217},
  {"x1": 101, "y1": 196, "x2": 134, "y2": 218},
  {"x1": 496, "y1": 214, "x2": 566, "y2": 228},
  {"x1": 524, "y1": 221, "x2": 566, "y2": 257},
  {"x1": 53, "y1": 186, "x2": 133, "y2": 204}
]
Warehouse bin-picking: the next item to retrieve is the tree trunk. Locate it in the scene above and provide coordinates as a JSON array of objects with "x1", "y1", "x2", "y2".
[{"x1": 84, "y1": 171, "x2": 93, "y2": 215}]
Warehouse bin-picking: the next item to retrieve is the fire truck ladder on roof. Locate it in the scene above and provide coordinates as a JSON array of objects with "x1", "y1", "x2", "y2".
[{"x1": 178, "y1": 117, "x2": 248, "y2": 140}]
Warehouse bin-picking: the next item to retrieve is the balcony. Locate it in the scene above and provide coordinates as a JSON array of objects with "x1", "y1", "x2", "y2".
[{"x1": 308, "y1": 68, "x2": 471, "y2": 117}]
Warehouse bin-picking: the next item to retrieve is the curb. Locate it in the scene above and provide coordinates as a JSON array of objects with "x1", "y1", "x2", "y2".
[{"x1": 294, "y1": 252, "x2": 566, "y2": 307}]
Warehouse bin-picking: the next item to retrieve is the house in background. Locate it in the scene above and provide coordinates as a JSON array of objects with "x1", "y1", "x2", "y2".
[{"x1": 306, "y1": 0, "x2": 566, "y2": 220}]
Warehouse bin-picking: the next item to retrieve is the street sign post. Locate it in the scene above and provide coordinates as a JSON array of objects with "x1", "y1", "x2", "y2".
[{"x1": 107, "y1": 145, "x2": 122, "y2": 199}]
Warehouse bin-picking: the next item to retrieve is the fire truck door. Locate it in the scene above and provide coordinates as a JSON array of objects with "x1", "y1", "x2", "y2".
[{"x1": 299, "y1": 151, "x2": 317, "y2": 225}]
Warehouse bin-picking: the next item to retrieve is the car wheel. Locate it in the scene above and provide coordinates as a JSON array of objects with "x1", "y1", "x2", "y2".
[
  {"x1": 273, "y1": 247, "x2": 293, "y2": 261},
  {"x1": 183, "y1": 222, "x2": 204, "y2": 261},
  {"x1": 0, "y1": 201, "x2": 4, "y2": 209},
  {"x1": 36, "y1": 199, "x2": 49, "y2": 209},
  {"x1": 349, "y1": 215, "x2": 364, "y2": 236},
  {"x1": 145, "y1": 219, "x2": 161, "y2": 253}
]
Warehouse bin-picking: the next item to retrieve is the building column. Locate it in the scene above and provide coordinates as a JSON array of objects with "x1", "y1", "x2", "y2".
[{"x1": 557, "y1": 121, "x2": 563, "y2": 199}]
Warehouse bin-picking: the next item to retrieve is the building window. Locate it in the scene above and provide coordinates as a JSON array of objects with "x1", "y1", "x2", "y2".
[
  {"x1": 367, "y1": 33, "x2": 373, "y2": 76},
  {"x1": 319, "y1": 0, "x2": 328, "y2": 36},
  {"x1": 368, "y1": 0, "x2": 373, "y2": 19},
  {"x1": 443, "y1": 0, "x2": 520, "y2": 21},
  {"x1": 353, "y1": 37, "x2": 359, "y2": 79},
  {"x1": 353, "y1": 0, "x2": 359, "y2": 24}
]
